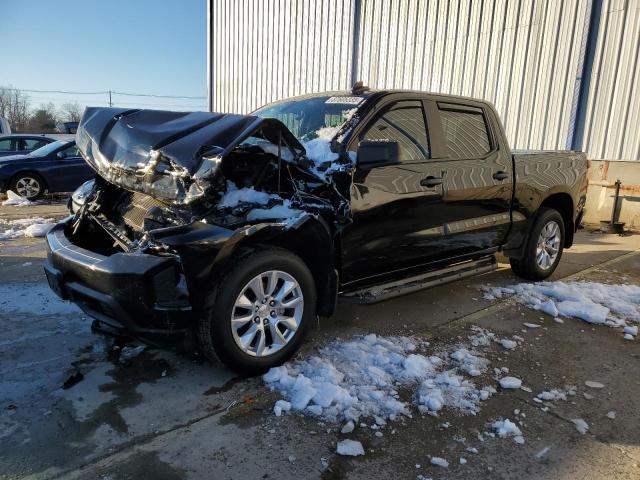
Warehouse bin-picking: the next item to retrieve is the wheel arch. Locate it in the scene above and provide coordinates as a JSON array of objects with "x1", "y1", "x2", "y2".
[
  {"x1": 238, "y1": 217, "x2": 338, "y2": 318},
  {"x1": 539, "y1": 192, "x2": 574, "y2": 247},
  {"x1": 9, "y1": 170, "x2": 48, "y2": 193}
]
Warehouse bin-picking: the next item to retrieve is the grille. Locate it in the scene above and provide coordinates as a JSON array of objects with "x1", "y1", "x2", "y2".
[{"x1": 122, "y1": 192, "x2": 166, "y2": 231}]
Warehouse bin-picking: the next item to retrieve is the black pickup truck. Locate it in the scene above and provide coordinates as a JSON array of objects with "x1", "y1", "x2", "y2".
[{"x1": 44, "y1": 87, "x2": 588, "y2": 373}]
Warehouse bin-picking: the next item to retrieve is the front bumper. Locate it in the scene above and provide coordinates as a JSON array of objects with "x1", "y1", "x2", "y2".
[{"x1": 44, "y1": 218, "x2": 192, "y2": 342}]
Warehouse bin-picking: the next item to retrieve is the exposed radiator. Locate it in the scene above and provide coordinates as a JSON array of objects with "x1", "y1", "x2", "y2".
[{"x1": 121, "y1": 192, "x2": 166, "y2": 231}]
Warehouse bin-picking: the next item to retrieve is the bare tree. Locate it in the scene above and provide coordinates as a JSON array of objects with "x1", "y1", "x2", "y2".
[
  {"x1": 60, "y1": 102, "x2": 83, "y2": 122},
  {"x1": 0, "y1": 86, "x2": 31, "y2": 132}
]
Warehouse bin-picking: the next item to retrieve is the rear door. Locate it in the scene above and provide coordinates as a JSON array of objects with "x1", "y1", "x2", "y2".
[{"x1": 421, "y1": 99, "x2": 513, "y2": 257}]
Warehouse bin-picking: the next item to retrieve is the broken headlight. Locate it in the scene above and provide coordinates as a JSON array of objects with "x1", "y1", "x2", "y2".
[{"x1": 69, "y1": 178, "x2": 96, "y2": 213}]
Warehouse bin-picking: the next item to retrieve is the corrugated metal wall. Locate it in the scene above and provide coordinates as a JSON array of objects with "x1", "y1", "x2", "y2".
[
  {"x1": 210, "y1": 0, "x2": 356, "y2": 114},
  {"x1": 209, "y1": 0, "x2": 640, "y2": 161},
  {"x1": 582, "y1": 0, "x2": 640, "y2": 160}
]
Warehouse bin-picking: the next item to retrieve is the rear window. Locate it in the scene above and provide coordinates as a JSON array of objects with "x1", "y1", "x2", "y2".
[{"x1": 439, "y1": 106, "x2": 491, "y2": 159}]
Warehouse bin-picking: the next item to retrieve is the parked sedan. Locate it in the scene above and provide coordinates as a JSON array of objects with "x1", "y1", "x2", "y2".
[
  {"x1": 0, "y1": 134, "x2": 57, "y2": 157},
  {"x1": 0, "y1": 140, "x2": 94, "y2": 200}
]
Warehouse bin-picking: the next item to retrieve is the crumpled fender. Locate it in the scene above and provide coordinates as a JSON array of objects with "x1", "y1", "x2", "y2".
[{"x1": 148, "y1": 213, "x2": 337, "y2": 317}]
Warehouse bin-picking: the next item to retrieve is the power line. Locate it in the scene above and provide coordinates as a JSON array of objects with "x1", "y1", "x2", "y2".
[
  {"x1": 112, "y1": 91, "x2": 206, "y2": 100},
  {"x1": 13, "y1": 87, "x2": 206, "y2": 100},
  {"x1": 15, "y1": 88, "x2": 108, "y2": 95}
]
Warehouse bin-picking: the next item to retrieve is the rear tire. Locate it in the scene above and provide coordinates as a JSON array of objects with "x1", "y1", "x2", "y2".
[
  {"x1": 10, "y1": 173, "x2": 45, "y2": 200},
  {"x1": 197, "y1": 247, "x2": 316, "y2": 375},
  {"x1": 510, "y1": 207, "x2": 565, "y2": 281}
]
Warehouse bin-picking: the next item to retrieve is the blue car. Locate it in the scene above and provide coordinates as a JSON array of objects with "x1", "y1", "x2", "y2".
[
  {"x1": 0, "y1": 134, "x2": 58, "y2": 157},
  {"x1": 0, "y1": 140, "x2": 94, "y2": 200}
]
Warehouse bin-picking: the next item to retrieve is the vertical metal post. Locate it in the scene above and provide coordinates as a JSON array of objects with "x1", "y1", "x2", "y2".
[
  {"x1": 569, "y1": 0, "x2": 603, "y2": 151},
  {"x1": 611, "y1": 179, "x2": 621, "y2": 223},
  {"x1": 108, "y1": 90, "x2": 112, "y2": 107},
  {"x1": 350, "y1": 0, "x2": 362, "y2": 87},
  {"x1": 207, "y1": 0, "x2": 213, "y2": 112}
]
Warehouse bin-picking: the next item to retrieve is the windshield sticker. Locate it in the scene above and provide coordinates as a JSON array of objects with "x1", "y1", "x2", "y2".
[{"x1": 325, "y1": 96, "x2": 364, "y2": 105}]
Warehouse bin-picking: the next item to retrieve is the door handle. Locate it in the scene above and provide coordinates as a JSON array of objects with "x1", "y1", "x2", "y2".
[
  {"x1": 493, "y1": 171, "x2": 509, "y2": 181},
  {"x1": 421, "y1": 176, "x2": 443, "y2": 188}
]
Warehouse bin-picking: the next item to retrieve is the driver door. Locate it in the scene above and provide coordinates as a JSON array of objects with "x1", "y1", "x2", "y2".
[{"x1": 341, "y1": 99, "x2": 443, "y2": 284}]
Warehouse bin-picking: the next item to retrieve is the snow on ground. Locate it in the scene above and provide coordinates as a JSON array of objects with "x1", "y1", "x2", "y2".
[
  {"x1": 535, "y1": 386, "x2": 577, "y2": 402},
  {"x1": 1, "y1": 191, "x2": 34, "y2": 206},
  {"x1": 336, "y1": 439, "x2": 365, "y2": 456},
  {"x1": 263, "y1": 332, "x2": 498, "y2": 428},
  {"x1": 430, "y1": 456, "x2": 449, "y2": 468},
  {"x1": 0, "y1": 283, "x2": 80, "y2": 316},
  {"x1": 492, "y1": 418, "x2": 525, "y2": 444},
  {"x1": 498, "y1": 377, "x2": 522, "y2": 389},
  {"x1": 571, "y1": 418, "x2": 589, "y2": 434},
  {"x1": 484, "y1": 281, "x2": 640, "y2": 339},
  {"x1": 0, "y1": 217, "x2": 56, "y2": 240}
]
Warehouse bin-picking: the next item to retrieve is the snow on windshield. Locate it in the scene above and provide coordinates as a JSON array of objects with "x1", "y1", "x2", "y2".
[{"x1": 254, "y1": 96, "x2": 360, "y2": 181}]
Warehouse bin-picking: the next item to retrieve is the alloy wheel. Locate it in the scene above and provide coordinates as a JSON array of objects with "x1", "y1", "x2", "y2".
[
  {"x1": 536, "y1": 220, "x2": 561, "y2": 270},
  {"x1": 230, "y1": 270, "x2": 304, "y2": 357},
  {"x1": 15, "y1": 177, "x2": 41, "y2": 199}
]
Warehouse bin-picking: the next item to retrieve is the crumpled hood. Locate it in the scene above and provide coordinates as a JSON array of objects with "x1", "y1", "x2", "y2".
[{"x1": 76, "y1": 107, "x2": 305, "y2": 204}]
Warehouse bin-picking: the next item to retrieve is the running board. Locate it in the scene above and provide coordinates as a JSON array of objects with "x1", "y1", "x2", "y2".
[{"x1": 340, "y1": 255, "x2": 497, "y2": 304}]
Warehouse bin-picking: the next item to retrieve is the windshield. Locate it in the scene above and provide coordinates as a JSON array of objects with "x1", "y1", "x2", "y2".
[
  {"x1": 30, "y1": 140, "x2": 70, "y2": 157},
  {"x1": 253, "y1": 95, "x2": 364, "y2": 142}
]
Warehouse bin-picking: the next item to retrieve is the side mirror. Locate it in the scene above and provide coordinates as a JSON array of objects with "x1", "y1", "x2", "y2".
[
  {"x1": 56, "y1": 151, "x2": 67, "y2": 159},
  {"x1": 357, "y1": 140, "x2": 399, "y2": 166}
]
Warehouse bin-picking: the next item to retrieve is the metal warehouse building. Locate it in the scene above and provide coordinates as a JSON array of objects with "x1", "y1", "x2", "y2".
[{"x1": 207, "y1": 0, "x2": 640, "y2": 227}]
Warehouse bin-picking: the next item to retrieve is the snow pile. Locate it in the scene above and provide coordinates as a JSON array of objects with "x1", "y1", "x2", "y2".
[
  {"x1": 536, "y1": 385, "x2": 576, "y2": 402},
  {"x1": 2, "y1": 191, "x2": 34, "y2": 206},
  {"x1": 484, "y1": 281, "x2": 640, "y2": 336},
  {"x1": 218, "y1": 181, "x2": 302, "y2": 222},
  {"x1": 469, "y1": 326, "x2": 522, "y2": 351},
  {"x1": 0, "y1": 217, "x2": 55, "y2": 240},
  {"x1": 336, "y1": 439, "x2": 364, "y2": 456},
  {"x1": 571, "y1": 418, "x2": 589, "y2": 434},
  {"x1": 430, "y1": 457, "x2": 449, "y2": 468},
  {"x1": 246, "y1": 200, "x2": 301, "y2": 221},
  {"x1": 218, "y1": 182, "x2": 275, "y2": 208},
  {"x1": 263, "y1": 333, "x2": 496, "y2": 424},
  {"x1": 492, "y1": 418, "x2": 524, "y2": 444},
  {"x1": 499, "y1": 377, "x2": 522, "y2": 390},
  {"x1": 302, "y1": 109, "x2": 358, "y2": 181}
]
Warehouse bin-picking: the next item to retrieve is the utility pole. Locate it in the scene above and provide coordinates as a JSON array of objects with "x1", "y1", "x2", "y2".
[{"x1": 108, "y1": 90, "x2": 112, "y2": 107}]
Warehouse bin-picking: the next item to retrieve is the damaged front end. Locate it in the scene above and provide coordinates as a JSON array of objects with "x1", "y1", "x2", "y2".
[{"x1": 45, "y1": 107, "x2": 348, "y2": 343}]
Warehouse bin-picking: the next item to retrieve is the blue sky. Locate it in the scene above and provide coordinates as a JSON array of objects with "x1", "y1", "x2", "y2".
[{"x1": 0, "y1": 0, "x2": 207, "y2": 112}]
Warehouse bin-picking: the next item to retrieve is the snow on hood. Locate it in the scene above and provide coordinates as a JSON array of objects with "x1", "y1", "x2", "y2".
[{"x1": 76, "y1": 107, "x2": 305, "y2": 204}]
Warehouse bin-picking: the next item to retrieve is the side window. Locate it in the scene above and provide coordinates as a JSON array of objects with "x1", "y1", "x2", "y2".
[
  {"x1": 438, "y1": 105, "x2": 491, "y2": 159},
  {"x1": 362, "y1": 101, "x2": 430, "y2": 161},
  {"x1": 0, "y1": 139, "x2": 13, "y2": 152},
  {"x1": 24, "y1": 139, "x2": 49, "y2": 150},
  {"x1": 62, "y1": 144, "x2": 80, "y2": 157}
]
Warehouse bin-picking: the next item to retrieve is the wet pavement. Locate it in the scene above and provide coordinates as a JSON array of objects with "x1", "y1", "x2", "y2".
[{"x1": 1, "y1": 200, "x2": 639, "y2": 479}]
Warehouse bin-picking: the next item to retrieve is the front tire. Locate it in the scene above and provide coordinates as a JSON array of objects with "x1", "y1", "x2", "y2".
[
  {"x1": 510, "y1": 207, "x2": 565, "y2": 281},
  {"x1": 197, "y1": 247, "x2": 316, "y2": 375}
]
